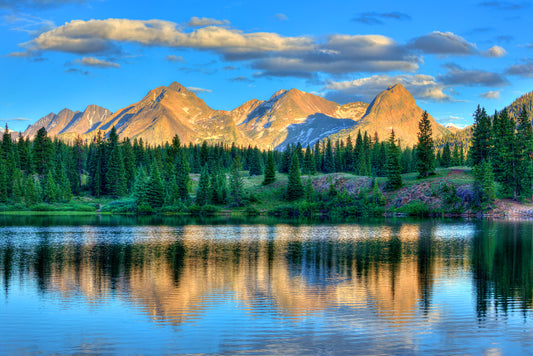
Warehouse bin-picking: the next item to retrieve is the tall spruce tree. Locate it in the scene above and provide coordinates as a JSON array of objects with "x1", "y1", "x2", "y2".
[
  {"x1": 416, "y1": 110, "x2": 435, "y2": 178},
  {"x1": 286, "y1": 154, "x2": 304, "y2": 201},
  {"x1": 195, "y1": 165, "x2": 211, "y2": 206},
  {"x1": 263, "y1": 151, "x2": 276, "y2": 185},
  {"x1": 386, "y1": 130, "x2": 402, "y2": 190},
  {"x1": 441, "y1": 143, "x2": 452, "y2": 167},
  {"x1": 145, "y1": 166, "x2": 165, "y2": 208},
  {"x1": 106, "y1": 144, "x2": 127, "y2": 197},
  {"x1": 516, "y1": 105, "x2": 533, "y2": 199},
  {"x1": 229, "y1": 157, "x2": 245, "y2": 207},
  {"x1": 470, "y1": 105, "x2": 492, "y2": 165}
]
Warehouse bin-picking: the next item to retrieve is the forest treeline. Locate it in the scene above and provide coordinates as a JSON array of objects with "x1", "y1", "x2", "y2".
[{"x1": 0, "y1": 103, "x2": 530, "y2": 215}]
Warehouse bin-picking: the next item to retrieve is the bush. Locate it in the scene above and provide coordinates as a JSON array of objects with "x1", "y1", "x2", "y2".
[
  {"x1": 100, "y1": 198, "x2": 137, "y2": 214},
  {"x1": 137, "y1": 202, "x2": 153, "y2": 215},
  {"x1": 188, "y1": 204, "x2": 218, "y2": 216},
  {"x1": 398, "y1": 200, "x2": 430, "y2": 216},
  {"x1": 244, "y1": 205, "x2": 260, "y2": 216}
]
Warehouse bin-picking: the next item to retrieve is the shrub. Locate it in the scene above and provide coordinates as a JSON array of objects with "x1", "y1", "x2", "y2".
[{"x1": 398, "y1": 200, "x2": 430, "y2": 216}]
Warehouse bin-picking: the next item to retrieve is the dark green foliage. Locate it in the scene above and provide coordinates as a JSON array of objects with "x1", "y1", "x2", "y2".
[
  {"x1": 175, "y1": 153, "x2": 192, "y2": 204},
  {"x1": 249, "y1": 147, "x2": 263, "y2": 176},
  {"x1": 286, "y1": 154, "x2": 304, "y2": 201},
  {"x1": 144, "y1": 166, "x2": 165, "y2": 209},
  {"x1": 32, "y1": 128, "x2": 53, "y2": 176},
  {"x1": 386, "y1": 130, "x2": 402, "y2": 190},
  {"x1": 106, "y1": 144, "x2": 127, "y2": 197},
  {"x1": 195, "y1": 165, "x2": 211, "y2": 206},
  {"x1": 473, "y1": 161, "x2": 495, "y2": 207},
  {"x1": 229, "y1": 157, "x2": 245, "y2": 207},
  {"x1": 441, "y1": 143, "x2": 452, "y2": 167},
  {"x1": 471, "y1": 106, "x2": 492, "y2": 165},
  {"x1": 416, "y1": 111, "x2": 435, "y2": 178},
  {"x1": 263, "y1": 151, "x2": 276, "y2": 185},
  {"x1": 323, "y1": 139, "x2": 335, "y2": 173},
  {"x1": 43, "y1": 171, "x2": 58, "y2": 203},
  {"x1": 210, "y1": 168, "x2": 228, "y2": 205},
  {"x1": 0, "y1": 161, "x2": 7, "y2": 203}
]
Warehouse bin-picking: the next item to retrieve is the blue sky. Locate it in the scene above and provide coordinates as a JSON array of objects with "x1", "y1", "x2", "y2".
[{"x1": 1, "y1": 0, "x2": 532, "y2": 132}]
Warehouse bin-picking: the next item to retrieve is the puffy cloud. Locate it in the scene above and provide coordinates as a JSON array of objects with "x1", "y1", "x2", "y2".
[
  {"x1": 187, "y1": 86, "x2": 212, "y2": 93},
  {"x1": 253, "y1": 35, "x2": 419, "y2": 77},
  {"x1": 408, "y1": 31, "x2": 477, "y2": 55},
  {"x1": 506, "y1": 60, "x2": 533, "y2": 77},
  {"x1": 483, "y1": 45, "x2": 507, "y2": 57},
  {"x1": 438, "y1": 63, "x2": 508, "y2": 86},
  {"x1": 352, "y1": 12, "x2": 411, "y2": 25},
  {"x1": 165, "y1": 55, "x2": 185, "y2": 62},
  {"x1": 323, "y1": 74, "x2": 451, "y2": 103},
  {"x1": 22, "y1": 19, "x2": 313, "y2": 56},
  {"x1": 275, "y1": 13, "x2": 289, "y2": 21},
  {"x1": 480, "y1": 90, "x2": 500, "y2": 99},
  {"x1": 187, "y1": 17, "x2": 229, "y2": 27},
  {"x1": 73, "y1": 56, "x2": 120, "y2": 68},
  {"x1": 19, "y1": 18, "x2": 419, "y2": 77}
]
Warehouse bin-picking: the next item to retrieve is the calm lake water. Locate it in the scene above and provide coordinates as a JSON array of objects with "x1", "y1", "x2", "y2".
[{"x1": 1, "y1": 215, "x2": 532, "y2": 355}]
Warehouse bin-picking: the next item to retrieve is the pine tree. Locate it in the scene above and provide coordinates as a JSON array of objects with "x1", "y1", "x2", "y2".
[
  {"x1": 195, "y1": 165, "x2": 211, "y2": 206},
  {"x1": 263, "y1": 151, "x2": 276, "y2": 185},
  {"x1": 133, "y1": 167, "x2": 148, "y2": 204},
  {"x1": 24, "y1": 175, "x2": 39, "y2": 205},
  {"x1": 249, "y1": 147, "x2": 263, "y2": 176},
  {"x1": 305, "y1": 177, "x2": 314, "y2": 202},
  {"x1": 122, "y1": 138, "x2": 135, "y2": 192},
  {"x1": 470, "y1": 105, "x2": 492, "y2": 165},
  {"x1": 175, "y1": 153, "x2": 192, "y2": 204},
  {"x1": 416, "y1": 111, "x2": 435, "y2": 178},
  {"x1": 473, "y1": 160, "x2": 495, "y2": 206},
  {"x1": 386, "y1": 130, "x2": 402, "y2": 190},
  {"x1": 144, "y1": 166, "x2": 165, "y2": 208},
  {"x1": 106, "y1": 144, "x2": 127, "y2": 197},
  {"x1": 43, "y1": 171, "x2": 58, "y2": 203},
  {"x1": 323, "y1": 139, "x2": 335, "y2": 173},
  {"x1": 0, "y1": 161, "x2": 7, "y2": 203},
  {"x1": 229, "y1": 157, "x2": 245, "y2": 207},
  {"x1": 286, "y1": 154, "x2": 304, "y2": 201},
  {"x1": 441, "y1": 143, "x2": 452, "y2": 167},
  {"x1": 516, "y1": 105, "x2": 533, "y2": 199}
]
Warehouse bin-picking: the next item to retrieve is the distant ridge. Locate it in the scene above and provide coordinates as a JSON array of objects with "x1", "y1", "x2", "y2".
[{"x1": 23, "y1": 82, "x2": 450, "y2": 149}]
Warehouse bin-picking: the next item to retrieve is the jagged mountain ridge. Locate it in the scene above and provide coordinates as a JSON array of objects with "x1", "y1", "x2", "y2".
[
  {"x1": 332, "y1": 84, "x2": 448, "y2": 147},
  {"x1": 24, "y1": 82, "x2": 448, "y2": 149}
]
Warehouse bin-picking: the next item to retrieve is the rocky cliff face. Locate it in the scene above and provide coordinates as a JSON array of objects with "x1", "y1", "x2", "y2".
[
  {"x1": 23, "y1": 82, "x2": 449, "y2": 149},
  {"x1": 333, "y1": 84, "x2": 449, "y2": 146},
  {"x1": 24, "y1": 105, "x2": 111, "y2": 141}
]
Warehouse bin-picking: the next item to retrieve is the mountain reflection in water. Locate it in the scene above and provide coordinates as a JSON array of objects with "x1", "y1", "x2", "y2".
[{"x1": 1, "y1": 218, "x2": 532, "y2": 355}]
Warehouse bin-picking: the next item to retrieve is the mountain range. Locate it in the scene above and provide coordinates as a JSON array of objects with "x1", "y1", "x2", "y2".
[{"x1": 23, "y1": 81, "x2": 449, "y2": 149}]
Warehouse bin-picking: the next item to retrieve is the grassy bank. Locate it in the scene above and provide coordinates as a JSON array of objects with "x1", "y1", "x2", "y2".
[{"x1": 1, "y1": 167, "x2": 527, "y2": 218}]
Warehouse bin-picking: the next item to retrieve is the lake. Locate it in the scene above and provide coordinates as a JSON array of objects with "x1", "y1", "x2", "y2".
[{"x1": 1, "y1": 216, "x2": 532, "y2": 355}]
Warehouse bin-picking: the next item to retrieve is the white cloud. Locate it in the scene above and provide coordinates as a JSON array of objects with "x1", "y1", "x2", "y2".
[
  {"x1": 275, "y1": 13, "x2": 289, "y2": 21},
  {"x1": 324, "y1": 74, "x2": 450, "y2": 103},
  {"x1": 73, "y1": 56, "x2": 120, "y2": 68},
  {"x1": 483, "y1": 45, "x2": 507, "y2": 57},
  {"x1": 18, "y1": 18, "x2": 419, "y2": 77},
  {"x1": 408, "y1": 31, "x2": 477, "y2": 55},
  {"x1": 165, "y1": 55, "x2": 185, "y2": 62},
  {"x1": 187, "y1": 86, "x2": 212, "y2": 93},
  {"x1": 480, "y1": 90, "x2": 500, "y2": 99}
]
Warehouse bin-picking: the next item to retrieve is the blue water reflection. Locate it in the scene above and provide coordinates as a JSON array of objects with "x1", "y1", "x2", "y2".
[{"x1": 0, "y1": 218, "x2": 532, "y2": 355}]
